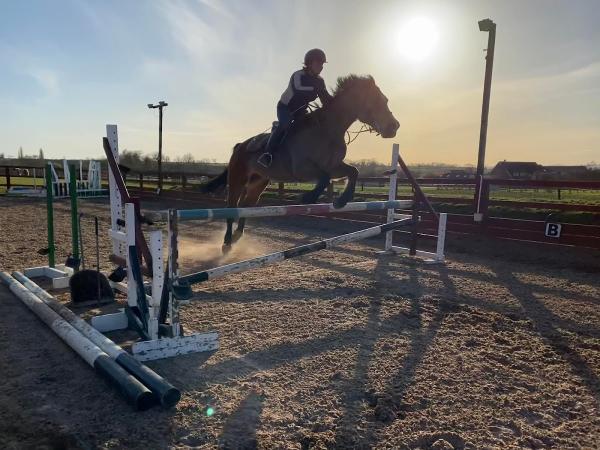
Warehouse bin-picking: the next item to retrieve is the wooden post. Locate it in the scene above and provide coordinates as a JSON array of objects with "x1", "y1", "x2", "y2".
[
  {"x1": 182, "y1": 174, "x2": 187, "y2": 189},
  {"x1": 5, "y1": 167, "x2": 10, "y2": 191},
  {"x1": 480, "y1": 180, "x2": 490, "y2": 220},
  {"x1": 278, "y1": 182, "x2": 284, "y2": 199},
  {"x1": 139, "y1": 173, "x2": 144, "y2": 189},
  {"x1": 474, "y1": 19, "x2": 496, "y2": 209}
]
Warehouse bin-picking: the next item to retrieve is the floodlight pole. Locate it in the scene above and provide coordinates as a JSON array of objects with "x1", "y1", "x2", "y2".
[
  {"x1": 148, "y1": 100, "x2": 168, "y2": 193},
  {"x1": 474, "y1": 18, "x2": 496, "y2": 219}
]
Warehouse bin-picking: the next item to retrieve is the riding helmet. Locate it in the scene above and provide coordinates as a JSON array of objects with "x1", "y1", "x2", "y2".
[{"x1": 304, "y1": 48, "x2": 327, "y2": 65}]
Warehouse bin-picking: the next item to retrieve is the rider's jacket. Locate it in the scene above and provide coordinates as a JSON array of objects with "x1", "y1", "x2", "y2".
[{"x1": 279, "y1": 69, "x2": 332, "y2": 114}]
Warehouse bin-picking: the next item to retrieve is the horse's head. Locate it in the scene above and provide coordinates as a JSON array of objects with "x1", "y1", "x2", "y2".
[
  {"x1": 356, "y1": 77, "x2": 400, "y2": 138},
  {"x1": 334, "y1": 75, "x2": 400, "y2": 138}
]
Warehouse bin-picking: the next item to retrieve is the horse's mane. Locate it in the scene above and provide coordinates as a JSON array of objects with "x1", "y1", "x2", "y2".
[
  {"x1": 303, "y1": 74, "x2": 375, "y2": 122},
  {"x1": 332, "y1": 74, "x2": 375, "y2": 97}
]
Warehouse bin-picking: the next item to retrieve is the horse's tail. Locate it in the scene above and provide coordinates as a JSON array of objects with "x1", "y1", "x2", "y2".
[
  {"x1": 199, "y1": 168, "x2": 228, "y2": 193},
  {"x1": 199, "y1": 143, "x2": 244, "y2": 193}
]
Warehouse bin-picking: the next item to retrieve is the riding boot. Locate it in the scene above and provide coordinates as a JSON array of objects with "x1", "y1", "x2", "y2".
[{"x1": 258, "y1": 125, "x2": 284, "y2": 168}]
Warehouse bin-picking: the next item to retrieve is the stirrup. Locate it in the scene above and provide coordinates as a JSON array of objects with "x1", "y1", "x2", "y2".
[{"x1": 257, "y1": 152, "x2": 273, "y2": 168}]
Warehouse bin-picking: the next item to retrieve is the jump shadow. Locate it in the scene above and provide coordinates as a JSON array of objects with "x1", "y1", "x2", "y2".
[
  {"x1": 189, "y1": 285, "x2": 373, "y2": 305},
  {"x1": 219, "y1": 390, "x2": 264, "y2": 449},
  {"x1": 494, "y1": 265, "x2": 600, "y2": 405},
  {"x1": 331, "y1": 253, "x2": 402, "y2": 447}
]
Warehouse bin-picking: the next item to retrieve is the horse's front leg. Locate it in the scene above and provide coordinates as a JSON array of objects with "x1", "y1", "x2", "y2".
[
  {"x1": 232, "y1": 218, "x2": 245, "y2": 243},
  {"x1": 330, "y1": 163, "x2": 359, "y2": 209},
  {"x1": 224, "y1": 218, "x2": 235, "y2": 248},
  {"x1": 232, "y1": 177, "x2": 270, "y2": 243},
  {"x1": 300, "y1": 174, "x2": 331, "y2": 204}
]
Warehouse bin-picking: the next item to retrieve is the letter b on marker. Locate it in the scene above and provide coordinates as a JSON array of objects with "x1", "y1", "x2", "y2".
[{"x1": 545, "y1": 223, "x2": 561, "y2": 238}]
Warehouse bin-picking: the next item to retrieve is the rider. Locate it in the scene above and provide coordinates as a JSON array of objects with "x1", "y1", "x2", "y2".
[{"x1": 257, "y1": 48, "x2": 333, "y2": 168}]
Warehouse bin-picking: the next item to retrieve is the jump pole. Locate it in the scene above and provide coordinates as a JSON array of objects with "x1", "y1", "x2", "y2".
[
  {"x1": 12, "y1": 271, "x2": 180, "y2": 408},
  {"x1": 174, "y1": 200, "x2": 413, "y2": 222},
  {"x1": 0, "y1": 272, "x2": 155, "y2": 411},
  {"x1": 173, "y1": 217, "x2": 414, "y2": 290}
]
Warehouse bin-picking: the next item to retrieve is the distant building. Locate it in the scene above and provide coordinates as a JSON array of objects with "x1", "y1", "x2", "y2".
[
  {"x1": 539, "y1": 165, "x2": 589, "y2": 180},
  {"x1": 489, "y1": 161, "x2": 543, "y2": 179},
  {"x1": 490, "y1": 161, "x2": 591, "y2": 180}
]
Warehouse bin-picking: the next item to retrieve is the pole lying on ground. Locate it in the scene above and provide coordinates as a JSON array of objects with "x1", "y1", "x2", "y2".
[
  {"x1": 11, "y1": 271, "x2": 180, "y2": 408},
  {"x1": 177, "y1": 218, "x2": 413, "y2": 287},
  {"x1": 0, "y1": 272, "x2": 154, "y2": 411}
]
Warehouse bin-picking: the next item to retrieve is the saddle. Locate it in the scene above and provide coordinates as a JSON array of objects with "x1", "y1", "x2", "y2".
[
  {"x1": 245, "y1": 133, "x2": 270, "y2": 153},
  {"x1": 245, "y1": 112, "x2": 313, "y2": 154}
]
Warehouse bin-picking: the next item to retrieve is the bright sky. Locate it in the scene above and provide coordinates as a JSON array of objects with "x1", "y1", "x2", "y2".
[{"x1": 2, "y1": 0, "x2": 599, "y2": 166}]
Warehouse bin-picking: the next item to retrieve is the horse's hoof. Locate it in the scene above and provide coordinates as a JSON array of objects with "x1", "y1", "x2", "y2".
[
  {"x1": 232, "y1": 230, "x2": 244, "y2": 243},
  {"x1": 300, "y1": 193, "x2": 317, "y2": 204},
  {"x1": 222, "y1": 244, "x2": 232, "y2": 254},
  {"x1": 333, "y1": 198, "x2": 348, "y2": 209}
]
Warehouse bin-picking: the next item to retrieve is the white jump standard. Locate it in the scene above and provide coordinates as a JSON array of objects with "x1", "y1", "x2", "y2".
[
  {"x1": 381, "y1": 143, "x2": 447, "y2": 264},
  {"x1": 93, "y1": 127, "x2": 220, "y2": 362}
]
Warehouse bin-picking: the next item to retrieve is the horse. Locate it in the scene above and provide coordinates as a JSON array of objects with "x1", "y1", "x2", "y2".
[{"x1": 201, "y1": 74, "x2": 400, "y2": 252}]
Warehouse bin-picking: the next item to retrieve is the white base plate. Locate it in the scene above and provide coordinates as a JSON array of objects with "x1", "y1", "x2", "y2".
[
  {"x1": 23, "y1": 265, "x2": 73, "y2": 288},
  {"x1": 91, "y1": 309, "x2": 128, "y2": 332},
  {"x1": 378, "y1": 247, "x2": 445, "y2": 265},
  {"x1": 132, "y1": 332, "x2": 219, "y2": 361}
]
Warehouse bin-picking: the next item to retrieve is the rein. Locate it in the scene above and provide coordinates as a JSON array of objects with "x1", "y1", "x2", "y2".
[{"x1": 305, "y1": 100, "x2": 379, "y2": 146}]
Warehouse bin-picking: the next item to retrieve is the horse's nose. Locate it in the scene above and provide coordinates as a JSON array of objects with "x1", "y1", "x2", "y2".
[{"x1": 385, "y1": 120, "x2": 400, "y2": 136}]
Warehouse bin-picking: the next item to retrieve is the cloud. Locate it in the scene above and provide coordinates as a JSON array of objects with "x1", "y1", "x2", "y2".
[
  {"x1": 158, "y1": 0, "x2": 230, "y2": 65},
  {"x1": 495, "y1": 60, "x2": 600, "y2": 102},
  {"x1": 26, "y1": 67, "x2": 60, "y2": 97},
  {"x1": 0, "y1": 42, "x2": 61, "y2": 98}
]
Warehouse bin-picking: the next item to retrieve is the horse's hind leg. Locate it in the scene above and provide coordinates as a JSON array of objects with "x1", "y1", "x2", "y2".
[
  {"x1": 330, "y1": 163, "x2": 359, "y2": 209},
  {"x1": 232, "y1": 176, "x2": 269, "y2": 243}
]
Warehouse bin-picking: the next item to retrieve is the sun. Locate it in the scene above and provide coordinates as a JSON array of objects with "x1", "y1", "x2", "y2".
[{"x1": 397, "y1": 17, "x2": 439, "y2": 63}]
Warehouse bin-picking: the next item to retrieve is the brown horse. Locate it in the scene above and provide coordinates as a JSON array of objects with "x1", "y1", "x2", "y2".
[{"x1": 201, "y1": 74, "x2": 400, "y2": 251}]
